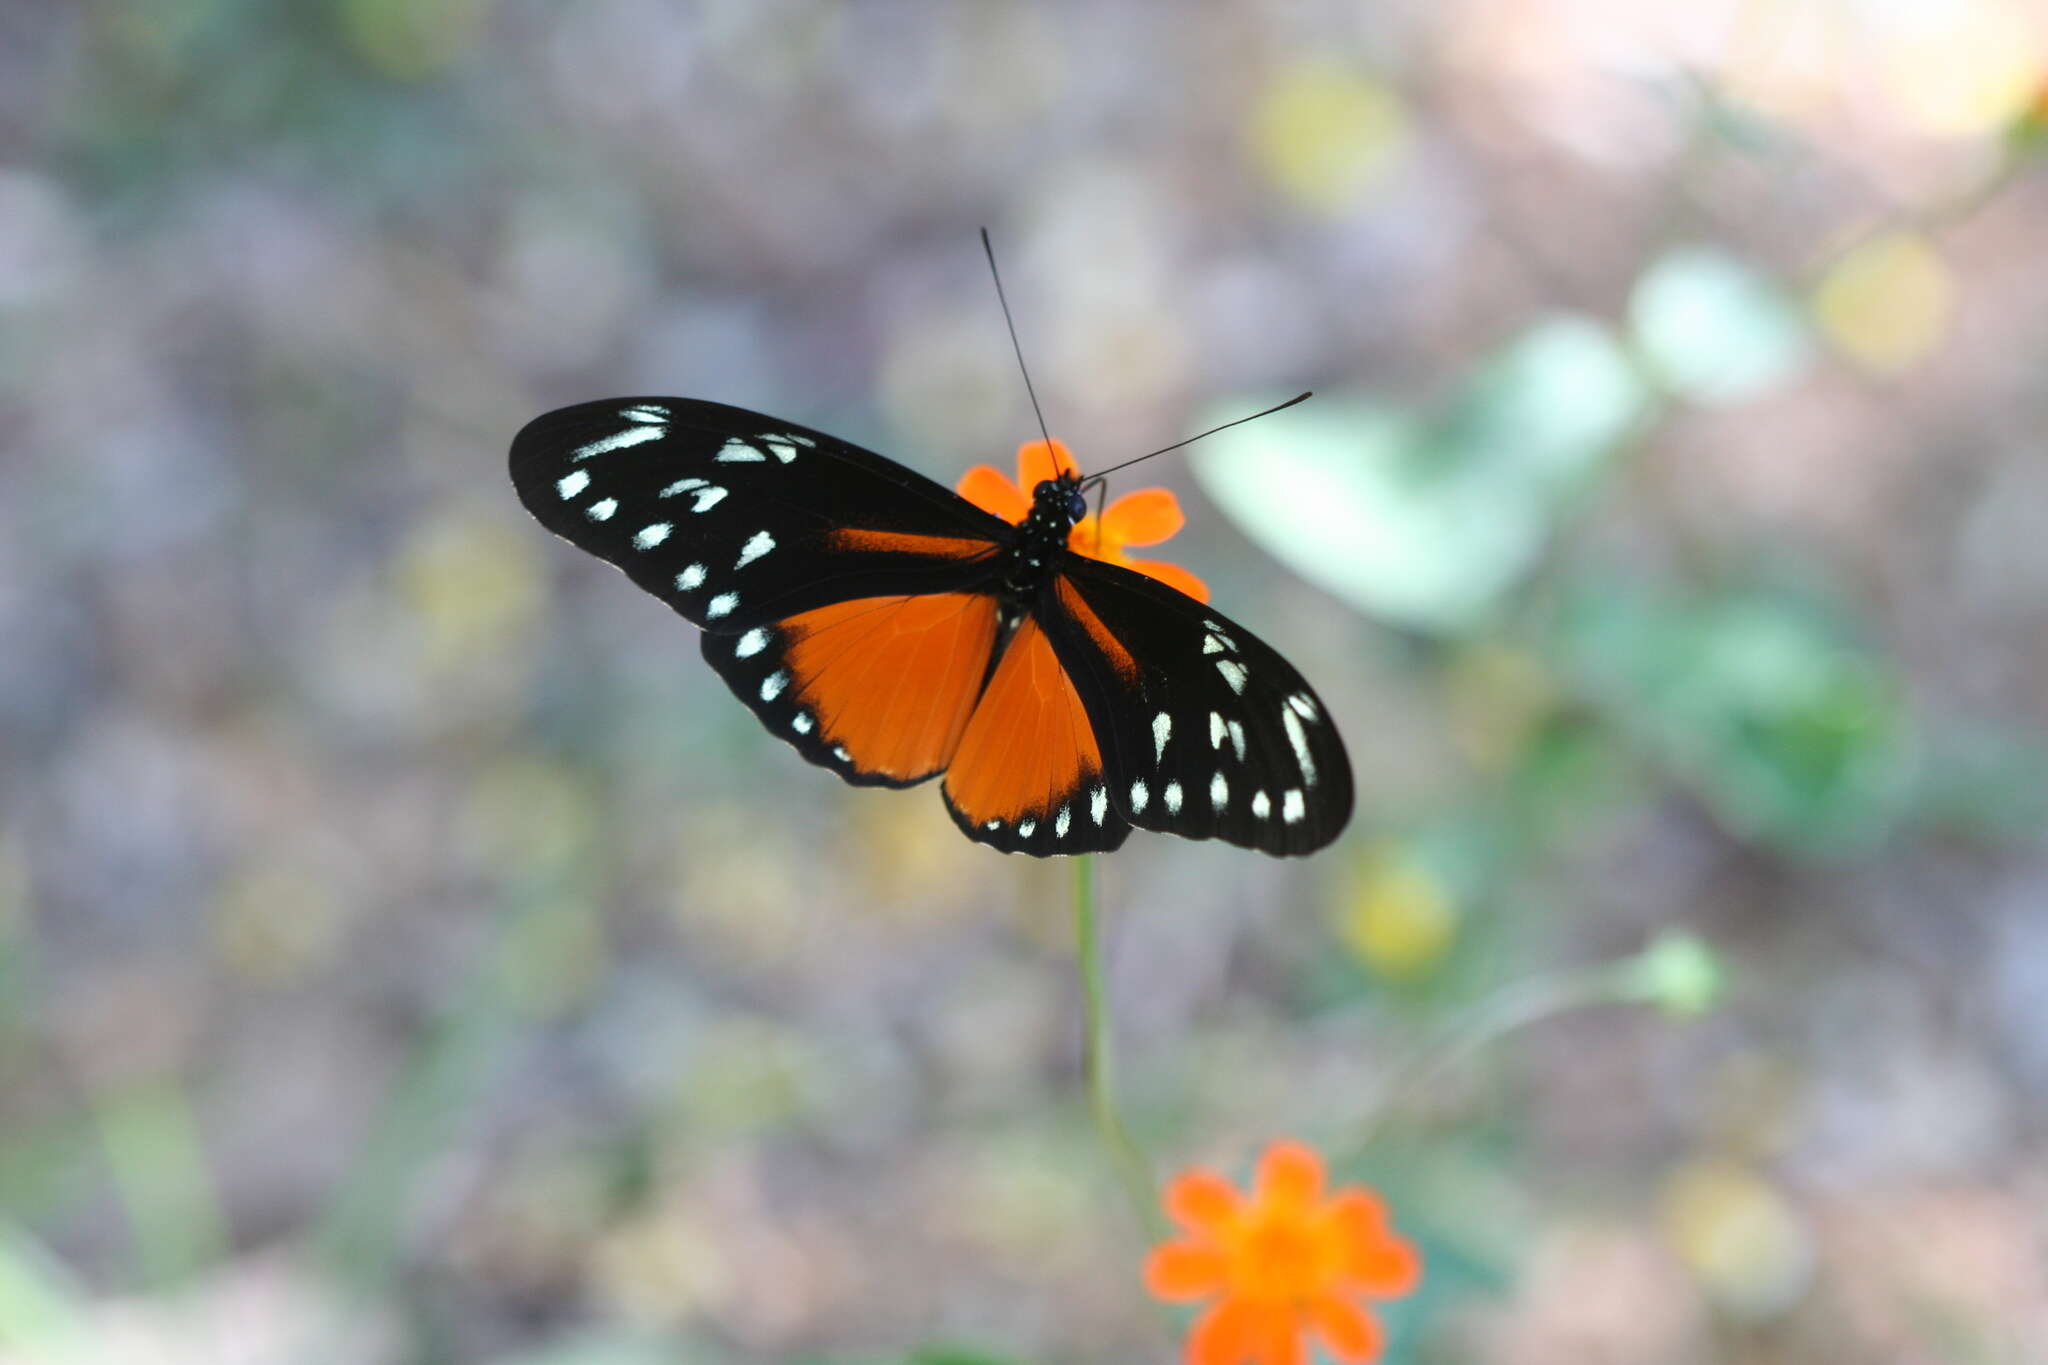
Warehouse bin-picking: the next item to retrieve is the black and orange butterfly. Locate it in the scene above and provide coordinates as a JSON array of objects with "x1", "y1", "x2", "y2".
[{"x1": 510, "y1": 393, "x2": 1351, "y2": 857}]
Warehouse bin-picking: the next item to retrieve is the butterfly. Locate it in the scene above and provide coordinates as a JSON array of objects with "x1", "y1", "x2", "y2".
[{"x1": 509, "y1": 398, "x2": 1352, "y2": 857}]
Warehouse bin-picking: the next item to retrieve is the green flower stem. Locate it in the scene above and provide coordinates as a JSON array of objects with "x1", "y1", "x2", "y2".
[{"x1": 1071, "y1": 856, "x2": 1163, "y2": 1237}]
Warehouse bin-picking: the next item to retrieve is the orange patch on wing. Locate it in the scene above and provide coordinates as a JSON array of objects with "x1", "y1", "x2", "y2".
[
  {"x1": 1055, "y1": 578, "x2": 1139, "y2": 682},
  {"x1": 825, "y1": 528, "x2": 999, "y2": 560},
  {"x1": 945, "y1": 618, "x2": 1104, "y2": 826},
  {"x1": 781, "y1": 593, "x2": 1000, "y2": 782}
]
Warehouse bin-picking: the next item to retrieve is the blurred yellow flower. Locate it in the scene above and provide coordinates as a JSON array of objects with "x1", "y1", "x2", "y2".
[
  {"x1": 1660, "y1": 1158, "x2": 1813, "y2": 1320},
  {"x1": 1337, "y1": 842, "x2": 1458, "y2": 983},
  {"x1": 1249, "y1": 62, "x2": 1408, "y2": 213},
  {"x1": 1811, "y1": 231, "x2": 1955, "y2": 372}
]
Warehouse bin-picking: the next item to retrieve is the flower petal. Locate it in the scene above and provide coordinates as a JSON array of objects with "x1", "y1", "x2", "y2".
[
  {"x1": 1254, "y1": 1309, "x2": 1310, "y2": 1365},
  {"x1": 1345, "y1": 1233, "x2": 1421, "y2": 1297},
  {"x1": 1124, "y1": 557, "x2": 1210, "y2": 603},
  {"x1": 1308, "y1": 1295, "x2": 1384, "y2": 1363},
  {"x1": 957, "y1": 465, "x2": 1030, "y2": 523},
  {"x1": 1165, "y1": 1170, "x2": 1242, "y2": 1238},
  {"x1": 1067, "y1": 515, "x2": 1124, "y2": 563},
  {"x1": 1254, "y1": 1141, "x2": 1325, "y2": 1211},
  {"x1": 1187, "y1": 1298, "x2": 1264, "y2": 1365},
  {"x1": 1016, "y1": 438, "x2": 1080, "y2": 488},
  {"x1": 1145, "y1": 1240, "x2": 1229, "y2": 1301},
  {"x1": 1101, "y1": 487, "x2": 1185, "y2": 547}
]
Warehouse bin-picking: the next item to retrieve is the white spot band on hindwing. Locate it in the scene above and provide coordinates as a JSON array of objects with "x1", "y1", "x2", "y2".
[
  {"x1": 1153, "y1": 712, "x2": 1172, "y2": 762},
  {"x1": 1211, "y1": 772, "x2": 1228, "y2": 810},
  {"x1": 1090, "y1": 787, "x2": 1108, "y2": 825},
  {"x1": 1283, "y1": 789, "x2": 1305, "y2": 824},
  {"x1": 706, "y1": 592, "x2": 738, "y2": 618},
  {"x1": 1130, "y1": 779, "x2": 1149, "y2": 813},
  {"x1": 1216, "y1": 659, "x2": 1249, "y2": 694},
  {"x1": 1251, "y1": 790, "x2": 1271, "y2": 818},
  {"x1": 1164, "y1": 781, "x2": 1183, "y2": 814},
  {"x1": 676, "y1": 564, "x2": 707, "y2": 590},
  {"x1": 760, "y1": 670, "x2": 788, "y2": 701},
  {"x1": 690, "y1": 486, "x2": 728, "y2": 513},
  {"x1": 735, "y1": 530, "x2": 775, "y2": 569},
  {"x1": 1283, "y1": 708, "x2": 1317, "y2": 787},
  {"x1": 1018, "y1": 819, "x2": 1036, "y2": 838},
  {"x1": 586, "y1": 498, "x2": 618, "y2": 521},
  {"x1": 736, "y1": 628, "x2": 769, "y2": 658},
  {"x1": 556, "y1": 470, "x2": 590, "y2": 499},
  {"x1": 633, "y1": 523, "x2": 672, "y2": 550}
]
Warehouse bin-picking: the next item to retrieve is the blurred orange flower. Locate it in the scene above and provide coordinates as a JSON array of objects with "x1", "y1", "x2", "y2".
[
  {"x1": 1146, "y1": 1140, "x2": 1420, "y2": 1365},
  {"x1": 958, "y1": 439, "x2": 1209, "y2": 602}
]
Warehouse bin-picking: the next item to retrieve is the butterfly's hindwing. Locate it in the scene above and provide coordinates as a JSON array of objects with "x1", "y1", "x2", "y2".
[
  {"x1": 1038, "y1": 558, "x2": 1353, "y2": 857},
  {"x1": 510, "y1": 399, "x2": 1012, "y2": 632},
  {"x1": 939, "y1": 616, "x2": 1133, "y2": 856}
]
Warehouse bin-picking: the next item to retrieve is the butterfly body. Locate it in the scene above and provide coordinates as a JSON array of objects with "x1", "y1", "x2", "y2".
[{"x1": 512, "y1": 397, "x2": 1351, "y2": 858}]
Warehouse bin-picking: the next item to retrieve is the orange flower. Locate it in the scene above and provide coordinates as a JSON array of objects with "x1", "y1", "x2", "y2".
[
  {"x1": 957, "y1": 438, "x2": 1209, "y2": 602},
  {"x1": 1146, "y1": 1141, "x2": 1421, "y2": 1365}
]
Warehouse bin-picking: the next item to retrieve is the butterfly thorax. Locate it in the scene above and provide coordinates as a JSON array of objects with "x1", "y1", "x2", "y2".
[{"x1": 996, "y1": 474, "x2": 1087, "y2": 605}]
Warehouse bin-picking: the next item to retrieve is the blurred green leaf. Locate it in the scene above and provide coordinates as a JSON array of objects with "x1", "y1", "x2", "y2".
[
  {"x1": 1193, "y1": 316, "x2": 1648, "y2": 631},
  {"x1": 1629, "y1": 246, "x2": 1810, "y2": 405},
  {"x1": 1551, "y1": 579, "x2": 1912, "y2": 852}
]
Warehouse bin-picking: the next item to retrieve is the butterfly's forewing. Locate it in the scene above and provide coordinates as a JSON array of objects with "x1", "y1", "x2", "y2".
[
  {"x1": 1038, "y1": 557, "x2": 1353, "y2": 856},
  {"x1": 510, "y1": 398, "x2": 1012, "y2": 631},
  {"x1": 512, "y1": 398, "x2": 1016, "y2": 786}
]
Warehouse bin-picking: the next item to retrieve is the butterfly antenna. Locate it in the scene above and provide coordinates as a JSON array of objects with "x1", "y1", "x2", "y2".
[
  {"x1": 981, "y1": 228, "x2": 1055, "y2": 456},
  {"x1": 1083, "y1": 392, "x2": 1313, "y2": 483}
]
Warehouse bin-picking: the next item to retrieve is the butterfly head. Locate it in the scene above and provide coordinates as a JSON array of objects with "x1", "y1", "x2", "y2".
[{"x1": 1031, "y1": 473, "x2": 1088, "y2": 529}]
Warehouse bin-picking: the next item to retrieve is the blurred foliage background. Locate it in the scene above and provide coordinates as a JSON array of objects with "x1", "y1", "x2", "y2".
[{"x1": 5, "y1": 1, "x2": 2048, "y2": 1362}]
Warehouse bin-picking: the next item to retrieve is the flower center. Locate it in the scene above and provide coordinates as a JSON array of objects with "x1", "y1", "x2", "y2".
[{"x1": 1232, "y1": 1214, "x2": 1336, "y2": 1303}]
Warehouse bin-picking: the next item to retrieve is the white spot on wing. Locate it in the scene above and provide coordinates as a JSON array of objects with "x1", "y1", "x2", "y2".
[
  {"x1": 1202, "y1": 634, "x2": 1227, "y2": 654},
  {"x1": 1228, "y1": 720, "x2": 1246, "y2": 762},
  {"x1": 735, "y1": 530, "x2": 775, "y2": 569},
  {"x1": 586, "y1": 498, "x2": 617, "y2": 521},
  {"x1": 1211, "y1": 772, "x2": 1228, "y2": 810},
  {"x1": 833, "y1": 745, "x2": 852, "y2": 762},
  {"x1": 985, "y1": 819, "x2": 1001, "y2": 831},
  {"x1": 1283, "y1": 789, "x2": 1305, "y2": 823},
  {"x1": 660, "y1": 477, "x2": 708, "y2": 497},
  {"x1": 690, "y1": 486, "x2": 728, "y2": 513},
  {"x1": 791, "y1": 712, "x2": 813, "y2": 734},
  {"x1": 1251, "y1": 790, "x2": 1271, "y2": 818},
  {"x1": 760, "y1": 670, "x2": 788, "y2": 701},
  {"x1": 1288, "y1": 693, "x2": 1319, "y2": 721},
  {"x1": 676, "y1": 564, "x2": 706, "y2": 590},
  {"x1": 1018, "y1": 818, "x2": 1036, "y2": 838},
  {"x1": 633, "y1": 522, "x2": 672, "y2": 550},
  {"x1": 765, "y1": 440, "x2": 797, "y2": 463},
  {"x1": 622, "y1": 404, "x2": 667, "y2": 424},
  {"x1": 1153, "y1": 712, "x2": 1172, "y2": 762},
  {"x1": 1164, "y1": 781, "x2": 1183, "y2": 813},
  {"x1": 706, "y1": 591, "x2": 738, "y2": 618},
  {"x1": 556, "y1": 470, "x2": 590, "y2": 499},
  {"x1": 1283, "y1": 709, "x2": 1317, "y2": 787},
  {"x1": 1216, "y1": 659, "x2": 1249, "y2": 694},
  {"x1": 1091, "y1": 787, "x2": 1108, "y2": 825},
  {"x1": 1130, "y1": 779, "x2": 1149, "y2": 813},
  {"x1": 574, "y1": 426, "x2": 663, "y2": 460},
  {"x1": 716, "y1": 438, "x2": 766, "y2": 463},
  {"x1": 1210, "y1": 711, "x2": 1226, "y2": 749},
  {"x1": 1055, "y1": 806, "x2": 1071, "y2": 837},
  {"x1": 780, "y1": 432, "x2": 816, "y2": 448},
  {"x1": 736, "y1": 628, "x2": 769, "y2": 658},
  {"x1": 1203, "y1": 621, "x2": 1238, "y2": 650}
]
